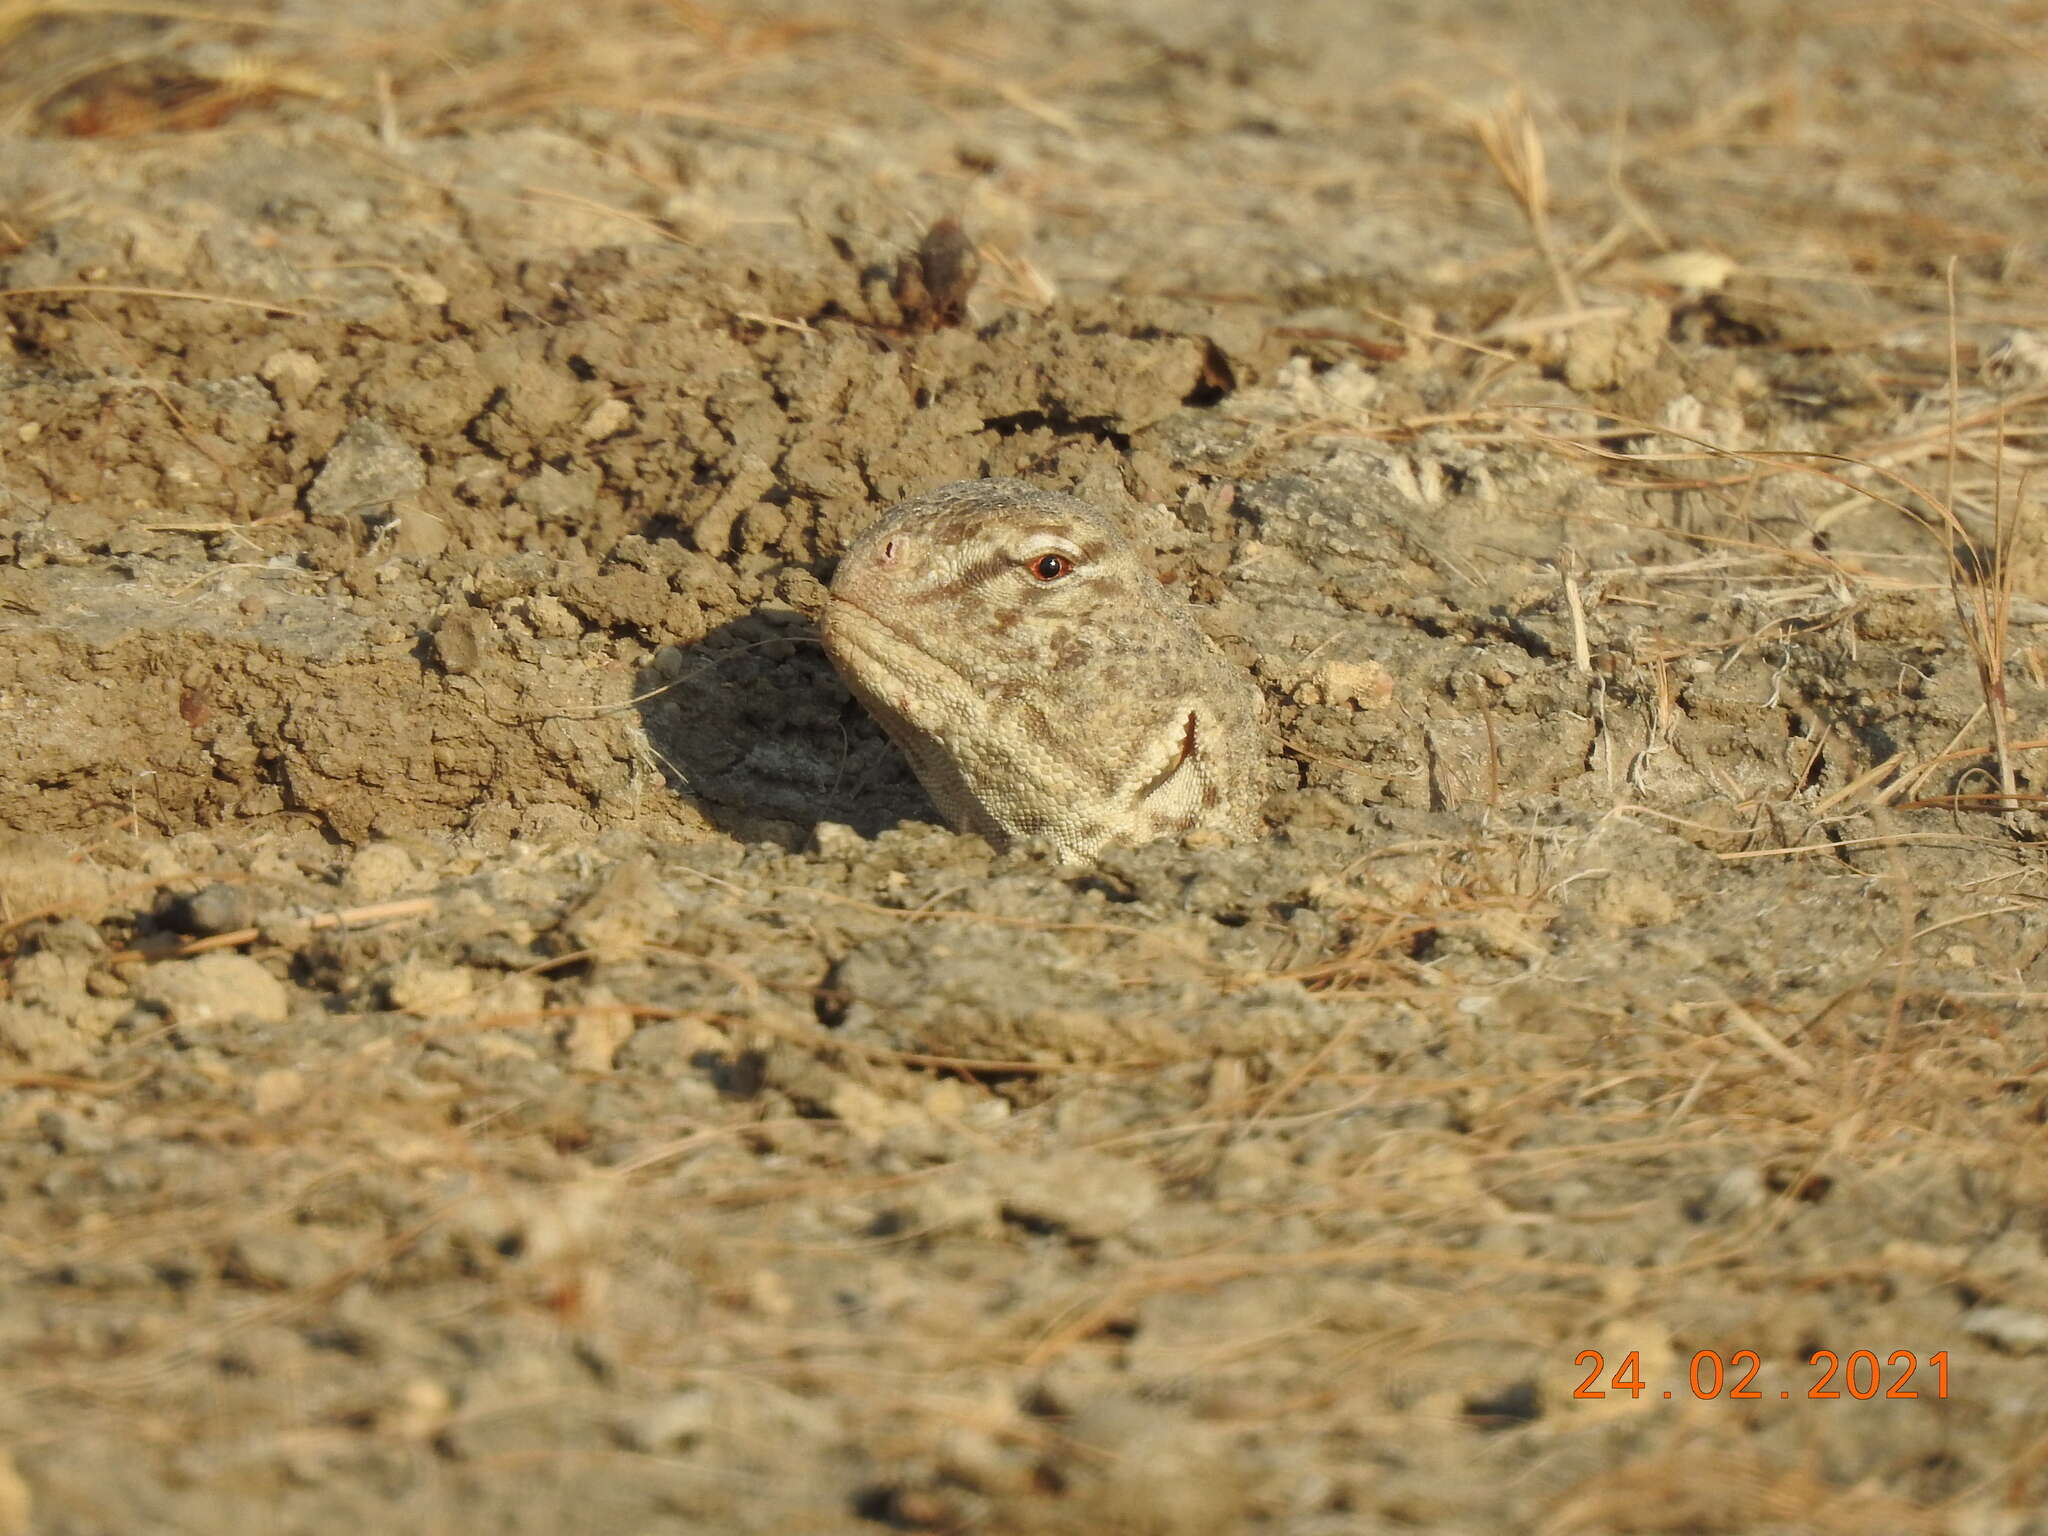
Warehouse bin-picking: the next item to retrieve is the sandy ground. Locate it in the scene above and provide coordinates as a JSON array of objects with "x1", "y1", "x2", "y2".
[{"x1": 3, "y1": 0, "x2": 2048, "y2": 1531}]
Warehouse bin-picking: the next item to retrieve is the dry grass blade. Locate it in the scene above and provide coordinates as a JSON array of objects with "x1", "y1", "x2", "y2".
[
  {"x1": 1442, "y1": 376, "x2": 2042, "y2": 838},
  {"x1": 0, "y1": 283, "x2": 317, "y2": 316},
  {"x1": 1937, "y1": 258, "x2": 2025, "y2": 818},
  {"x1": 1471, "y1": 90, "x2": 1580, "y2": 314},
  {"x1": 106, "y1": 897, "x2": 438, "y2": 961}
]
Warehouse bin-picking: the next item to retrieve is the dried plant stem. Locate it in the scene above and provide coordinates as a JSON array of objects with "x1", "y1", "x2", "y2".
[
  {"x1": 1561, "y1": 547, "x2": 1593, "y2": 674},
  {"x1": 0, "y1": 283, "x2": 316, "y2": 316},
  {"x1": 1472, "y1": 92, "x2": 1581, "y2": 314},
  {"x1": 108, "y1": 897, "x2": 438, "y2": 961},
  {"x1": 1944, "y1": 258, "x2": 2020, "y2": 817}
]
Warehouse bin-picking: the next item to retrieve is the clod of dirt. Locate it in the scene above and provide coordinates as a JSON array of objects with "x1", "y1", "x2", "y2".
[
  {"x1": 133, "y1": 953, "x2": 289, "y2": 1025},
  {"x1": 891, "y1": 216, "x2": 982, "y2": 331},
  {"x1": 305, "y1": 418, "x2": 426, "y2": 524},
  {"x1": 995, "y1": 1149, "x2": 1162, "y2": 1242}
]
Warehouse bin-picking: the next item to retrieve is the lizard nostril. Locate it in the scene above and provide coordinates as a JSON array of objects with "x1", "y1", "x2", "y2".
[{"x1": 881, "y1": 537, "x2": 901, "y2": 564}]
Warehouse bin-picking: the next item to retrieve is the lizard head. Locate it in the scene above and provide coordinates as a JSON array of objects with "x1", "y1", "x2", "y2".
[
  {"x1": 821, "y1": 478, "x2": 1162, "y2": 683},
  {"x1": 814, "y1": 478, "x2": 1265, "y2": 859}
]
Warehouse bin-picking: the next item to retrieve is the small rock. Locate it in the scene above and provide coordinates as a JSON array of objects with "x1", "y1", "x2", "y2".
[
  {"x1": 1561, "y1": 299, "x2": 1668, "y2": 392},
  {"x1": 746, "y1": 1268, "x2": 795, "y2": 1319},
  {"x1": 345, "y1": 841, "x2": 418, "y2": 900},
  {"x1": 1634, "y1": 249, "x2": 1737, "y2": 293},
  {"x1": 386, "y1": 495, "x2": 450, "y2": 558},
  {"x1": 258, "y1": 348, "x2": 323, "y2": 402},
  {"x1": 307, "y1": 418, "x2": 426, "y2": 521},
  {"x1": 562, "y1": 987, "x2": 635, "y2": 1072},
  {"x1": 509, "y1": 593, "x2": 581, "y2": 640},
  {"x1": 828, "y1": 1081, "x2": 928, "y2": 1145},
  {"x1": 513, "y1": 464, "x2": 599, "y2": 526},
  {"x1": 393, "y1": 269, "x2": 449, "y2": 306},
  {"x1": 1585, "y1": 872, "x2": 1680, "y2": 933},
  {"x1": 1690, "y1": 1165, "x2": 1767, "y2": 1222},
  {"x1": 135, "y1": 953, "x2": 289, "y2": 1026},
  {"x1": 1299, "y1": 655, "x2": 1394, "y2": 709},
  {"x1": 471, "y1": 1034, "x2": 539, "y2": 1062},
  {"x1": 0, "y1": 1449, "x2": 31, "y2": 1536},
  {"x1": 1963, "y1": 1304, "x2": 2048, "y2": 1353},
  {"x1": 432, "y1": 609, "x2": 495, "y2": 675},
  {"x1": 616, "y1": 1389, "x2": 716, "y2": 1452},
  {"x1": 227, "y1": 1228, "x2": 351, "y2": 1291},
  {"x1": 31, "y1": 917, "x2": 105, "y2": 964},
  {"x1": 0, "y1": 1003, "x2": 91, "y2": 1072},
  {"x1": 382, "y1": 959, "x2": 474, "y2": 1018},
  {"x1": 380, "y1": 1378, "x2": 454, "y2": 1440},
  {"x1": 447, "y1": 1181, "x2": 612, "y2": 1266},
  {"x1": 0, "y1": 835, "x2": 114, "y2": 922},
  {"x1": 775, "y1": 566, "x2": 828, "y2": 618},
  {"x1": 161, "y1": 882, "x2": 254, "y2": 937},
  {"x1": 38, "y1": 1107, "x2": 113, "y2": 1154},
  {"x1": 579, "y1": 398, "x2": 633, "y2": 441},
  {"x1": 1066, "y1": 1399, "x2": 1250, "y2": 1534},
  {"x1": 889, "y1": 1166, "x2": 1002, "y2": 1239},
  {"x1": 495, "y1": 356, "x2": 581, "y2": 436},
  {"x1": 10, "y1": 945, "x2": 94, "y2": 1005},
  {"x1": 998, "y1": 1149, "x2": 1159, "y2": 1241},
  {"x1": 811, "y1": 821, "x2": 866, "y2": 858},
  {"x1": 563, "y1": 856, "x2": 673, "y2": 955},
  {"x1": 250, "y1": 1068, "x2": 308, "y2": 1115},
  {"x1": 258, "y1": 915, "x2": 315, "y2": 949},
  {"x1": 616, "y1": 1017, "x2": 728, "y2": 1075}
]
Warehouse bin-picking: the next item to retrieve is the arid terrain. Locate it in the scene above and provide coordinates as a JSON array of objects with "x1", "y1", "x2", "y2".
[{"x1": 3, "y1": 1, "x2": 2047, "y2": 1531}]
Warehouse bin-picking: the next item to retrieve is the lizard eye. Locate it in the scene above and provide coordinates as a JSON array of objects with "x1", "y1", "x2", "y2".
[{"x1": 1028, "y1": 552, "x2": 1074, "y2": 582}]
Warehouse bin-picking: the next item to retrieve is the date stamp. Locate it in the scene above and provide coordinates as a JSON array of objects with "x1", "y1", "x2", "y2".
[{"x1": 1574, "y1": 1349, "x2": 1950, "y2": 1402}]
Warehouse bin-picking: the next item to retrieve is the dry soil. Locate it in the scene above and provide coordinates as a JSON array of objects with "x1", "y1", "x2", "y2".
[{"x1": 3, "y1": 1, "x2": 2048, "y2": 1532}]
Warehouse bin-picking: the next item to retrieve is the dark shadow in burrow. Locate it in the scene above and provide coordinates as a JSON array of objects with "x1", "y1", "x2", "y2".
[{"x1": 632, "y1": 607, "x2": 939, "y2": 851}]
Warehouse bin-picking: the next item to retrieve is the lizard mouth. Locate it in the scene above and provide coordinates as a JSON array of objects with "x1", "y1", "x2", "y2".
[{"x1": 820, "y1": 593, "x2": 970, "y2": 700}]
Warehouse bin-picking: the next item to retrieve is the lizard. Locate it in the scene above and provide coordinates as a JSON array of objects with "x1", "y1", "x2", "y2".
[{"x1": 820, "y1": 478, "x2": 1265, "y2": 861}]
